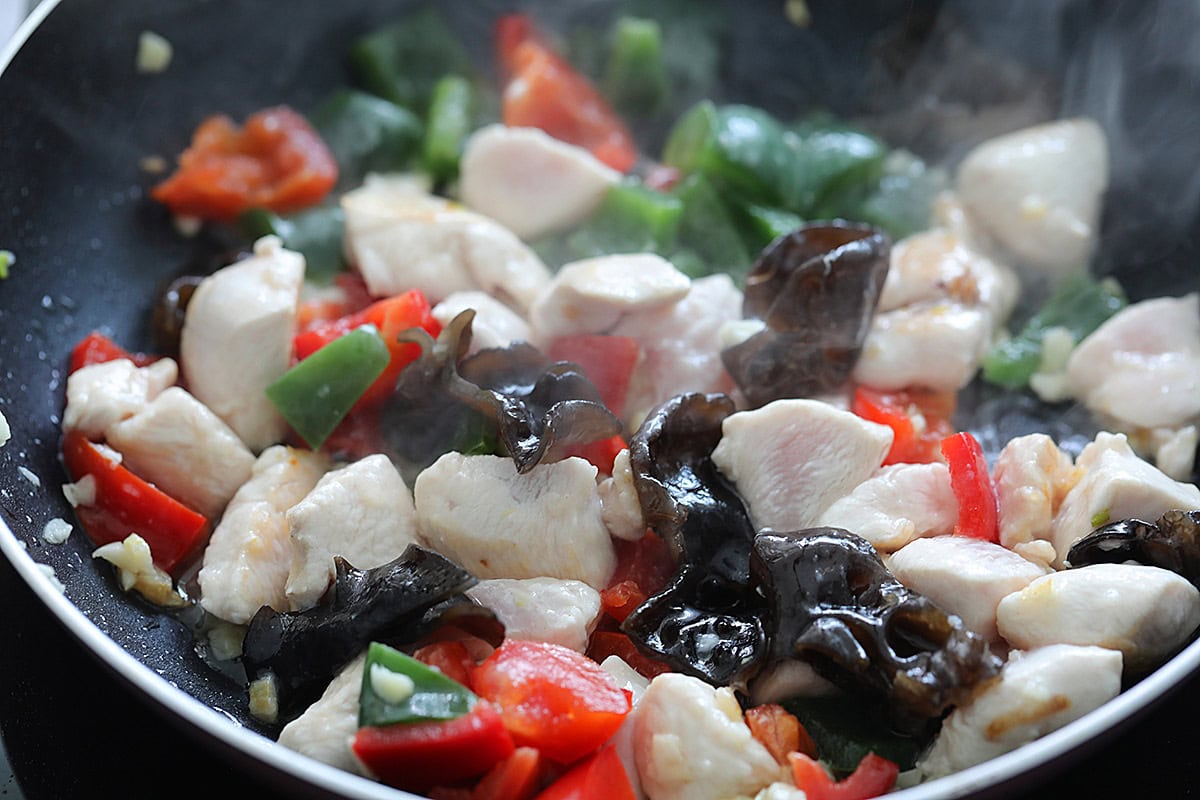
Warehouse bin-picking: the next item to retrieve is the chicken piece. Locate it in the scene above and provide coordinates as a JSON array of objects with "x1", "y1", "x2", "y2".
[
  {"x1": 879, "y1": 229, "x2": 1019, "y2": 325},
  {"x1": 918, "y1": 644, "x2": 1122, "y2": 779},
  {"x1": 634, "y1": 673, "x2": 783, "y2": 800},
  {"x1": 996, "y1": 563, "x2": 1200, "y2": 672},
  {"x1": 1051, "y1": 432, "x2": 1200, "y2": 565},
  {"x1": 105, "y1": 387, "x2": 256, "y2": 519},
  {"x1": 431, "y1": 291, "x2": 532, "y2": 353},
  {"x1": 614, "y1": 274, "x2": 743, "y2": 426},
  {"x1": 853, "y1": 301, "x2": 993, "y2": 392},
  {"x1": 601, "y1": 655, "x2": 650, "y2": 800},
  {"x1": 529, "y1": 253, "x2": 691, "y2": 343},
  {"x1": 1152, "y1": 424, "x2": 1199, "y2": 482},
  {"x1": 62, "y1": 357, "x2": 177, "y2": 439},
  {"x1": 198, "y1": 446, "x2": 328, "y2": 625},
  {"x1": 466, "y1": 577, "x2": 601, "y2": 653},
  {"x1": 888, "y1": 536, "x2": 1050, "y2": 640},
  {"x1": 414, "y1": 453, "x2": 616, "y2": 589},
  {"x1": 816, "y1": 462, "x2": 958, "y2": 553},
  {"x1": 1066, "y1": 294, "x2": 1200, "y2": 431},
  {"x1": 180, "y1": 235, "x2": 303, "y2": 453},
  {"x1": 956, "y1": 118, "x2": 1109, "y2": 277},
  {"x1": 599, "y1": 449, "x2": 646, "y2": 542},
  {"x1": 341, "y1": 174, "x2": 551, "y2": 312},
  {"x1": 460, "y1": 125, "x2": 621, "y2": 241},
  {"x1": 994, "y1": 434, "x2": 1080, "y2": 551},
  {"x1": 277, "y1": 652, "x2": 369, "y2": 777},
  {"x1": 285, "y1": 454, "x2": 420, "y2": 612},
  {"x1": 711, "y1": 399, "x2": 892, "y2": 533}
]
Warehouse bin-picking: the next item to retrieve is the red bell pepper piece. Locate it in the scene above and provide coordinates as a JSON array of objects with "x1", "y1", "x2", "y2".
[
  {"x1": 472, "y1": 640, "x2": 632, "y2": 764},
  {"x1": 352, "y1": 702, "x2": 516, "y2": 794},
  {"x1": 789, "y1": 752, "x2": 899, "y2": 800},
  {"x1": 69, "y1": 332, "x2": 157, "y2": 373},
  {"x1": 61, "y1": 430, "x2": 209, "y2": 574},
  {"x1": 494, "y1": 14, "x2": 638, "y2": 172},
  {"x1": 940, "y1": 431, "x2": 1000, "y2": 542},
  {"x1": 473, "y1": 747, "x2": 545, "y2": 800},
  {"x1": 744, "y1": 703, "x2": 818, "y2": 765},
  {"x1": 559, "y1": 434, "x2": 627, "y2": 476},
  {"x1": 293, "y1": 288, "x2": 441, "y2": 410},
  {"x1": 414, "y1": 640, "x2": 478, "y2": 691},
  {"x1": 534, "y1": 745, "x2": 635, "y2": 800},
  {"x1": 599, "y1": 530, "x2": 673, "y2": 624},
  {"x1": 152, "y1": 105, "x2": 337, "y2": 221},
  {"x1": 547, "y1": 335, "x2": 641, "y2": 418},
  {"x1": 851, "y1": 386, "x2": 955, "y2": 465}
]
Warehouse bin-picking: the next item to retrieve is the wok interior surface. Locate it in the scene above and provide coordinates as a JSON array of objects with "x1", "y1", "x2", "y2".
[{"x1": 1, "y1": 0, "x2": 1199, "y2": 797}]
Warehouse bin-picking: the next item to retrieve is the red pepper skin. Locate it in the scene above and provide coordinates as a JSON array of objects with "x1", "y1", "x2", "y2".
[
  {"x1": 852, "y1": 386, "x2": 955, "y2": 465},
  {"x1": 69, "y1": 332, "x2": 156, "y2": 373},
  {"x1": 494, "y1": 14, "x2": 637, "y2": 172},
  {"x1": 534, "y1": 745, "x2": 635, "y2": 800},
  {"x1": 352, "y1": 702, "x2": 515, "y2": 794},
  {"x1": 789, "y1": 752, "x2": 899, "y2": 800},
  {"x1": 61, "y1": 431, "x2": 209, "y2": 574},
  {"x1": 599, "y1": 531, "x2": 673, "y2": 624},
  {"x1": 151, "y1": 105, "x2": 337, "y2": 221},
  {"x1": 473, "y1": 640, "x2": 632, "y2": 764},
  {"x1": 472, "y1": 747, "x2": 544, "y2": 800},
  {"x1": 744, "y1": 704, "x2": 818, "y2": 765},
  {"x1": 940, "y1": 431, "x2": 1000, "y2": 542},
  {"x1": 559, "y1": 434, "x2": 627, "y2": 476},
  {"x1": 414, "y1": 640, "x2": 478, "y2": 691}
]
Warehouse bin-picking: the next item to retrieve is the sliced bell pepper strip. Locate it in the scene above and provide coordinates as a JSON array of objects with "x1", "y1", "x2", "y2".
[
  {"x1": 789, "y1": 752, "x2": 899, "y2": 800},
  {"x1": 151, "y1": 106, "x2": 337, "y2": 222},
  {"x1": 852, "y1": 386, "x2": 956, "y2": 465},
  {"x1": 359, "y1": 641, "x2": 477, "y2": 728},
  {"x1": 267, "y1": 325, "x2": 391, "y2": 449},
  {"x1": 745, "y1": 703, "x2": 818, "y2": 765},
  {"x1": 940, "y1": 431, "x2": 1000, "y2": 542},
  {"x1": 472, "y1": 640, "x2": 632, "y2": 764},
  {"x1": 311, "y1": 88, "x2": 424, "y2": 188},
  {"x1": 534, "y1": 745, "x2": 635, "y2": 800},
  {"x1": 61, "y1": 430, "x2": 209, "y2": 575},
  {"x1": 348, "y1": 8, "x2": 475, "y2": 112},
  {"x1": 472, "y1": 747, "x2": 544, "y2": 800},
  {"x1": 424, "y1": 74, "x2": 477, "y2": 182},
  {"x1": 352, "y1": 701, "x2": 515, "y2": 795},
  {"x1": 70, "y1": 332, "x2": 156, "y2": 373},
  {"x1": 495, "y1": 13, "x2": 637, "y2": 172},
  {"x1": 604, "y1": 16, "x2": 669, "y2": 117}
]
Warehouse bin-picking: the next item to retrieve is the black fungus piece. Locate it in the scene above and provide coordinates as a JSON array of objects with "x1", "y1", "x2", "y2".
[
  {"x1": 241, "y1": 544, "x2": 498, "y2": 713},
  {"x1": 721, "y1": 222, "x2": 890, "y2": 407},
  {"x1": 150, "y1": 274, "x2": 205, "y2": 356},
  {"x1": 752, "y1": 528, "x2": 1001, "y2": 729},
  {"x1": 622, "y1": 393, "x2": 767, "y2": 686},
  {"x1": 387, "y1": 310, "x2": 621, "y2": 474},
  {"x1": 1066, "y1": 509, "x2": 1200, "y2": 585}
]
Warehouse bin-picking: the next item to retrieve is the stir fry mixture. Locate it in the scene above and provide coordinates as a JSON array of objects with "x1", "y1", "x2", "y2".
[{"x1": 55, "y1": 7, "x2": 1200, "y2": 800}]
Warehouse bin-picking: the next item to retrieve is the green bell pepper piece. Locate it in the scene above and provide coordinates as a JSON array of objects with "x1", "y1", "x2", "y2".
[
  {"x1": 266, "y1": 326, "x2": 390, "y2": 449},
  {"x1": 783, "y1": 694, "x2": 931, "y2": 775},
  {"x1": 983, "y1": 274, "x2": 1127, "y2": 389},
  {"x1": 422, "y1": 75, "x2": 476, "y2": 183},
  {"x1": 359, "y1": 642, "x2": 477, "y2": 728},
  {"x1": 671, "y1": 172, "x2": 751, "y2": 281},
  {"x1": 732, "y1": 202, "x2": 805, "y2": 253},
  {"x1": 789, "y1": 126, "x2": 888, "y2": 217},
  {"x1": 605, "y1": 17, "x2": 669, "y2": 116},
  {"x1": 312, "y1": 89, "x2": 424, "y2": 187},
  {"x1": 239, "y1": 206, "x2": 346, "y2": 285},
  {"x1": 566, "y1": 177, "x2": 683, "y2": 259},
  {"x1": 348, "y1": 7, "x2": 474, "y2": 113}
]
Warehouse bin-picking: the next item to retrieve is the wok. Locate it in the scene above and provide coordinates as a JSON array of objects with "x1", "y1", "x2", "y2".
[{"x1": 2, "y1": 0, "x2": 1199, "y2": 797}]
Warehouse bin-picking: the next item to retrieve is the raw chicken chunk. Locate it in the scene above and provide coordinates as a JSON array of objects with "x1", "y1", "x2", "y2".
[
  {"x1": 105, "y1": 387, "x2": 256, "y2": 519},
  {"x1": 996, "y1": 563, "x2": 1200, "y2": 672},
  {"x1": 634, "y1": 673, "x2": 783, "y2": 800},
  {"x1": 918, "y1": 644, "x2": 1122, "y2": 779},
  {"x1": 994, "y1": 433, "x2": 1079, "y2": 551},
  {"x1": 1051, "y1": 432, "x2": 1200, "y2": 565},
  {"x1": 816, "y1": 462, "x2": 958, "y2": 552},
  {"x1": 460, "y1": 125, "x2": 620, "y2": 240},
  {"x1": 466, "y1": 577, "x2": 601, "y2": 652},
  {"x1": 1066, "y1": 294, "x2": 1200, "y2": 430},
  {"x1": 601, "y1": 656, "x2": 650, "y2": 800},
  {"x1": 599, "y1": 449, "x2": 646, "y2": 542},
  {"x1": 711, "y1": 399, "x2": 892, "y2": 533},
  {"x1": 956, "y1": 118, "x2": 1109, "y2": 277},
  {"x1": 414, "y1": 453, "x2": 616, "y2": 589},
  {"x1": 180, "y1": 235, "x2": 304, "y2": 452},
  {"x1": 431, "y1": 290, "x2": 532, "y2": 353},
  {"x1": 198, "y1": 446, "x2": 328, "y2": 625},
  {"x1": 62, "y1": 357, "x2": 177, "y2": 439},
  {"x1": 853, "y1": 301, "x2": 993, "y2": 392},
  {"x1": 278, "y1": 653, "x2": 369, "y2": 776},
  {"x1": 529, "y1": 253, "x2": 691, "y2": 342},
  {"x1": 286, "y1": 454, "x2": 420, "y2": 612},
  {"x1": 888, "y1": 536, "x2": 1050, "y2": 640},
  {"x1": 341, "y1": 174, "x2": 551, "y2": 312}
]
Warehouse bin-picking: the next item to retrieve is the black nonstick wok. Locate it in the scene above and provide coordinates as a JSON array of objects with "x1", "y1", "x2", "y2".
[{"x1": 3, "y1": 0, "x2": 1200, "y2": 798}]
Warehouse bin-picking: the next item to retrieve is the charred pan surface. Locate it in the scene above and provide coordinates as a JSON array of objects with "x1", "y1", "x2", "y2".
[
  {"x1": 1067, "y1": 509, "x2": 1200, "y2": 585},
  {"x1": 722, "y1": 222, "x2": 890, "y2": 407},
  {"x1": 623, "y1": 393, "x2": 766, "y2": 686},
  {"x1": 753, "y1": 528, "x2": 1001, "y2": 729}
]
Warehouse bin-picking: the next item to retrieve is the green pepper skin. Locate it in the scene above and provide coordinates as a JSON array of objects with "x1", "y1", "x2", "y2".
[
  {"x1": 312, "y1": 89, "x2": 424, "y2": 187},
  {"x1": 604, "y1": 17, "x2": 669, "y2": 116},
  {"x1": 266, "y1": 326, "x2": 390, "y2": 449},
  {"x1": 566, "y1": 178, "x2": 683, "y2": 260},
  {"x1": 422, "y1": 75, "x2": 477, "y2": 183},
  {"x1": 239, "y1": 206, "x2": 346, "y2": 284},
  {"x1": 359, "y1": 642, "x2": 477, "y2": 728}
]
